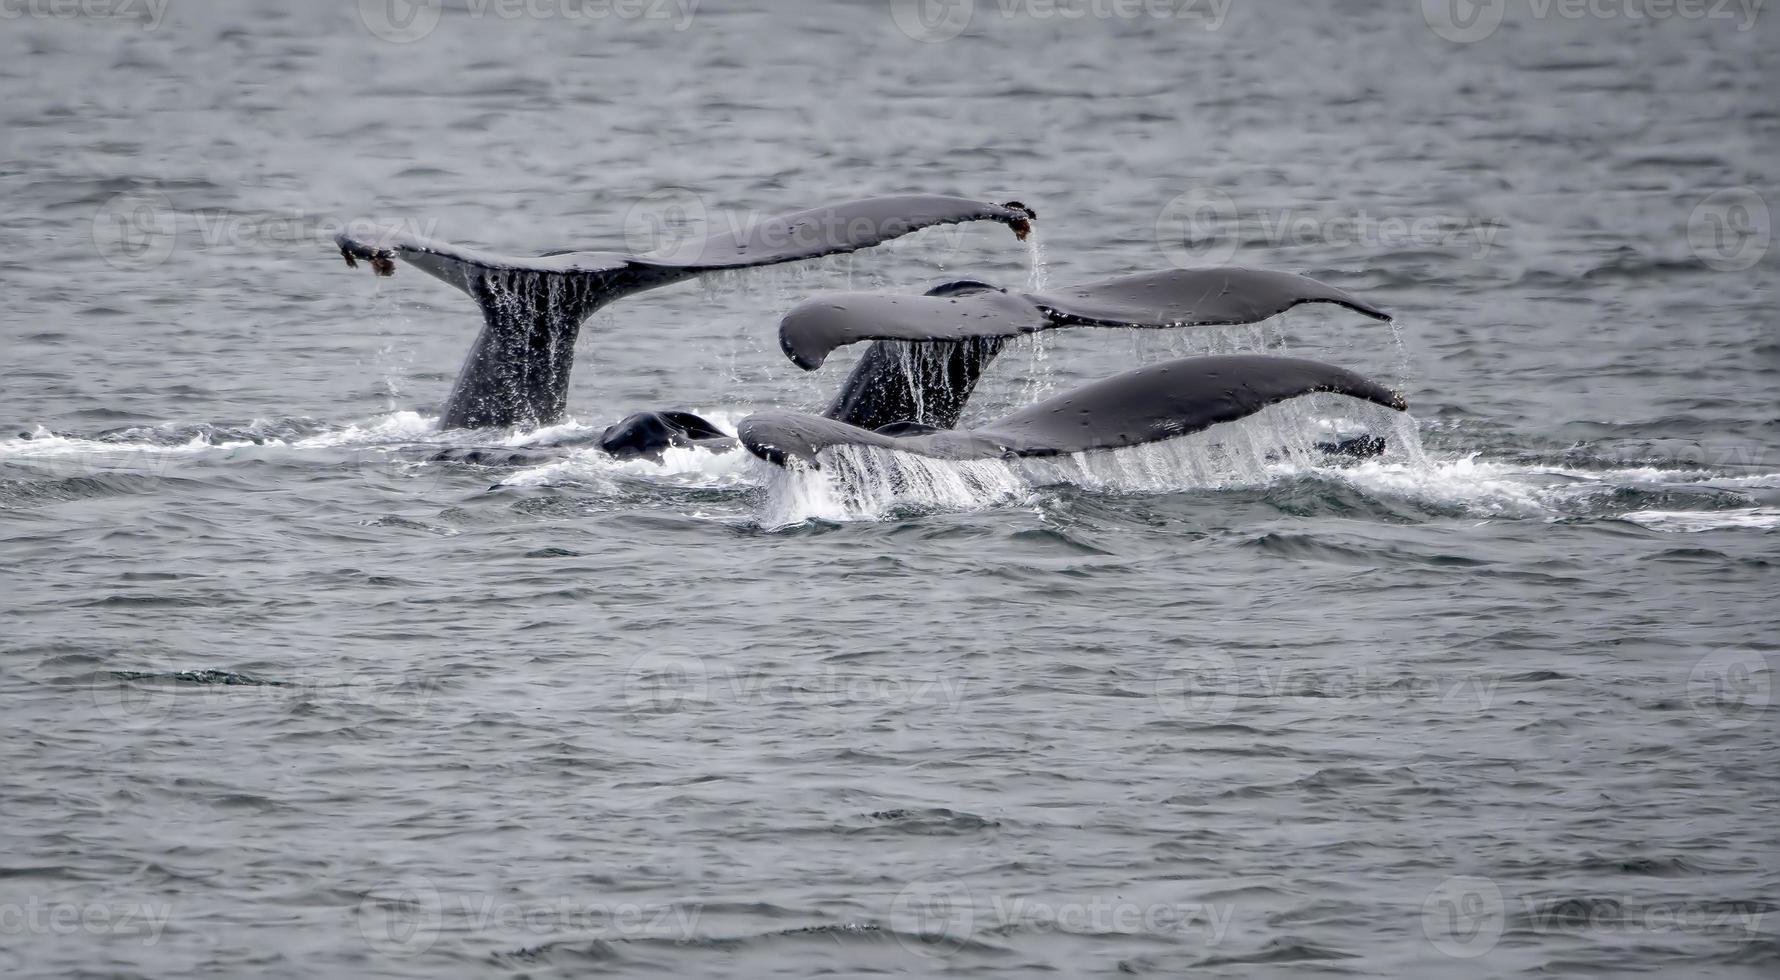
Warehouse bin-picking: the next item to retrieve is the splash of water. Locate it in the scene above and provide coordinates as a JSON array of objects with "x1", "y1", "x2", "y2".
[
  {"x1": 754, "y1": 396, "x2": 1415, "y2": 526},
  {"x1": 1021, "y1": 397, "x2": 1419, "y2": 493},
  {"x1": 500, "y1": 411, "x2": 756, "y2": 490},
  {"x1": 756, "y1": 445, "x2": 1031, "y2": 527}
]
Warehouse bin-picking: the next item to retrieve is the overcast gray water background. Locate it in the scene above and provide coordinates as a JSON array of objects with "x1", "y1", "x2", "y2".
[{"x1": 2, "y1": 1, "x2": 1777, "y2": 977}]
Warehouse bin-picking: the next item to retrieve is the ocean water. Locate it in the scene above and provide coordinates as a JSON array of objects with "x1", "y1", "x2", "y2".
[{"x1": 1, "y1": 1, "x2": 1776, "y2": 977}]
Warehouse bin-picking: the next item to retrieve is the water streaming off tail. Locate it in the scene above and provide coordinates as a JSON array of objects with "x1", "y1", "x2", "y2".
[
  {"x1": 1022, "y1": 396, "x2": 1423, "y2": 492},
  {"x1": 1024, "y1": 228, "x2": 1049, "y2": 290},
  {"x1": 756, "y1": 395, "x2": 1421, "y2": 526},
  {"x1": 756, "y1": 446, "x2": 1030, "y2": 527},
  {"x1": 884, "y1": 341, "x2": 930, "y2": 423}
]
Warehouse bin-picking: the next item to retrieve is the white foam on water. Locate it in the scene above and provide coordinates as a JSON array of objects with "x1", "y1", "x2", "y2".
[
  {"x1": 1620, "y1": 508, "x2": 1780, "y2": 532},
  {"x1": 1314, "y1": 454, "x2": 1553, "y2": 517},
  {"x1": 748, "y1": 394, "x2": 1780, "y2": 530},
  {"x1": 291, "y1": 411, "x2": 440, "y2": 448},
  {"x1": 0, "y1": 431, "x2": 240, "y2": 481},
  {"x1": 1, "y1": 420, "x2": 321, "y2": 479},
  {"x1": 1021, "y1": 396, "x2": 1422, "y2": 493},
  {"x1": 757, "y1": 444, "x2": 1032, "y2": 528},
  {"x1": 499, "y1": 410, "x2": 756, "y2": 490},
  {"x1": 755, "y1": 396, "x2": 1408, "y2": 526}
]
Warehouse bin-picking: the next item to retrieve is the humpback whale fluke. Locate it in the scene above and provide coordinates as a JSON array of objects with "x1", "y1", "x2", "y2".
[
  {"x1": 805, "y1": 269, "x2": 1390, "y2": 434},
  {"x1": 738, "y1": 354, "x2": 1407, "y2": 467},
  {"x1": 333, "y1": 196, "x2": 1037, "y2": 430},
  {"x1": 779, "y1": 267, "x2": 1392, "y2": 372}
]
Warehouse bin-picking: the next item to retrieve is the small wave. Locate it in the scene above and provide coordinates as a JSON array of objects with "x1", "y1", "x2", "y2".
[
  {"x1": 844, "y1": 807, "x2": 1001, "y2": 835},
  {"x1": 13, "y1": 400, "x2": 1777, "y2": 532},
  {"x1": 1620, "y1": 508, "x2": 1780, "y2": 533},
  {"x1": 1192, "y1": 937, "x2": 1358, "y2": 966},
  {"x1": 107, "y1": 668, "x2": 283, "y2": 686}
]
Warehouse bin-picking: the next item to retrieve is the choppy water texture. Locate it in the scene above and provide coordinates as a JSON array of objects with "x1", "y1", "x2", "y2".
[{"x1": 2, "y1": 3, "x2": 1777, "y2": 977}]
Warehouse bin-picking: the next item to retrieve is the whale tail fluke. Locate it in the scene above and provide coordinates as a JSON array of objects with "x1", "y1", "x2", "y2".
[
  {"x1": 740, "y1": 354, "x2": 1407, "y2": 468},
  {"x1": 779, "y1": 267, "x2": 1391, "y2": 372},
  {"x1": 793, "y1": 268, "x2": 1391, "y2": 435},
  {"x1": 333, "y1": 196, "x2": 1036, "y2": 430}
]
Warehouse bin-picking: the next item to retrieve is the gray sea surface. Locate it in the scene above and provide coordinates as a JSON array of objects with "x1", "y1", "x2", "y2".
[{"x1": 1, "y1": 1, "x2": 1776, "y2": 977}]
